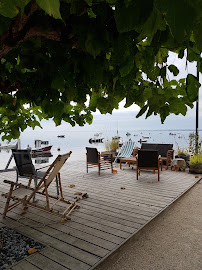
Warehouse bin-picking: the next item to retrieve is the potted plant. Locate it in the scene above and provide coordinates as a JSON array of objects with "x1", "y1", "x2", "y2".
[
  {"x1": 189, "y1": 154, "x2": 202, "y2": 173},
  {"x1": 105, "y1": 139, "x2": 119, "y2": 153},
  {"x1": 175, "y1": 148, "x2": 190, "y2": 163}
]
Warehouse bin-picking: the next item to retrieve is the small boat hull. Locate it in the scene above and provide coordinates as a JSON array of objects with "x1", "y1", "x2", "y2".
[
  {"x1": 89, "y1": 138, "x2": 104, "y2": 144},
  {"x1": 32, "y1": 145, "x2": 52, "y2": 154}
]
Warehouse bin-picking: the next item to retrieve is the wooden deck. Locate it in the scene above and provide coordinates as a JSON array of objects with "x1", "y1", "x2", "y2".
[{"x1": 0, "y1": 161, "x2": 200, "y2": 270}]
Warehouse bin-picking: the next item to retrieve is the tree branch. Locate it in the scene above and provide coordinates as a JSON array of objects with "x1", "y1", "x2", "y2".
[
  {"x1": 0, "y1": 79, "x2": 22, "y2": 94},
  {"x1": 0, "y1": 3, "x2": 64, "y2": 58}
]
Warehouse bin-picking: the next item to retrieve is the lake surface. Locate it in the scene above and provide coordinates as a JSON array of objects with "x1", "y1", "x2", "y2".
[{"x1": 0, "y1": 111, "x2": 201, "y2": 170}]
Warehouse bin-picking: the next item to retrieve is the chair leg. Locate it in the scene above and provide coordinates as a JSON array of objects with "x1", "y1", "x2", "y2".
[
  {"x1": 3, "y1": 183, "x2": 15, "y2": 218},
  {"x1": 158, "y1": 168, "x2": 160, "y2": 181},
  {"x1": 58, "y1": 172, "x2": 64, "y2": 200},
  {"x1": 28, "y1": 176, "x2": 32, "y2": 187},
  {"x1": 44, "y1": 182, "x2": 50, "y2": 210},
  {"x1": 98, "y1": 163, "x2": 100, "y2": 175},
  {"x1": 15, "y1": 171, "x2": 19, "y2": 189},
  {"x1": 136, "y1": 168, "x2": 139, "y2": 180},
  {"x1": 55, "y1": 174, "x2": 60, "y2": 196}
]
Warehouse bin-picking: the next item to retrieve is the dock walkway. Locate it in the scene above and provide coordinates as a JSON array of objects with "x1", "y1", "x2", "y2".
[{"x1": 0, "y1": 161, "x2": 200, "y2": 270}]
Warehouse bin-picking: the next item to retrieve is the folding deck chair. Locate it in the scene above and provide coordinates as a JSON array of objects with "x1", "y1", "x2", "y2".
[
  {"x1": 2, "y1": 151, "x2": 78, "y2": 221},
  {"x1": 114, "y1": 141, "x2": 135, "y2": 163}
]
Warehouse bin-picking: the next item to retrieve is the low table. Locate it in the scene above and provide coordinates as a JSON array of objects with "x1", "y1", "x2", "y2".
[
  {"x1": 171, "y1": 158, "x2": 186, "y2": 171},
  {"x1": 101, "y1": 151, "x2": 116, "y2": 157},
  {"x1": 120, "y1": 156, "x2": 137, "y2": 169}
]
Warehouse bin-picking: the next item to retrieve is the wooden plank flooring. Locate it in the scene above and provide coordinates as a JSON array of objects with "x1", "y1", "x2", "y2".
[{"x1": 0, "y1": 161, "x2": 200, "y2": 270}]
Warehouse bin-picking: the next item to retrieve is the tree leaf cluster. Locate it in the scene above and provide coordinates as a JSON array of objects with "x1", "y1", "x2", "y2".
[{"x1": 0, "y1": 0, "x2": 202, "y2": 139}]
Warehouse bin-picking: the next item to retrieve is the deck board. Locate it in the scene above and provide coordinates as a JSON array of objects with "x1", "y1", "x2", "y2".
[
  {"x1": 11, "y1": 260, "x2": 41, "y2": 270},
  {"x1": 0, "y1": 160, "x2": 200, "y2": 270}
]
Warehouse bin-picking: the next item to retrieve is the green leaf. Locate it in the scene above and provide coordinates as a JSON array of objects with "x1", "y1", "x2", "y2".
[
  {"x1": 186, "y1": 74, "x2": 200, "y2": 102},
  {"x1": 88, "y1": 8, "x2": 96, "y2": 18},
  {"x1": 155, "y1": 0, "x2": 196, "y2": 42},
  {"x1": 160, "y1": 66, "x2": 166, "y2": 78},
  {"x1": 0, "y1": 0, "x2": 19, "y2": 18},
  {"x1": 115, "y1": 0, "x2": 153, "y2": 33},
  {"x1": 178, "y1": 49, "x2": 184, "y2": 59},
  {"x1": 84, "y1": 0, "x2": 93, "y2": 5},
  {"x1": 51, "y1": 76, "x2": 65, "y2": 89},
  {"x1": 14, "y1": 0, "x2": 31, "y2": 14},
  {"x1": 112, "y1": 34, "x2": 131, "y2": 65},
  {"x1": 194, "y1": 18, "x2": 202, "y2": 52},
  {"x1": 143, "y1": 88, "x2": 153, "y2": 99},
  {"x1": 85, "y1": 33, "x2": 102, "y2": 58},
  {"x1": 119, "y1": 57, "x2": 134, "y2": 77},
  {"x1": 168, "y1": 64, "x2": 179, "y2": 76},
  {"x1": 36, "y1": 0, "x2": 62, "y2": 19},
  {"x1": 106, "y1": 0, "x2": 117, "y2": 3},
  {"x1": 136, "y1": 105, "x2": 148, "y2": 118},
  {"x1": 137, "y1": 9, "x2": 166, "y2": 42}
]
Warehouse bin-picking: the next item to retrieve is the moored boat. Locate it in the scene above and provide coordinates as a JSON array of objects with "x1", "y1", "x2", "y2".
[
  {"x1": 0, "y1": 140, "x2": 18, "y2": 150},
  {"x1": 0, "y1": 143, "x2": 17, "y2": 150},
  {"x1": 32, "y1": 140, "x2": 52, "y2": 154},
  {"x1": 89, "y1": 137, "x2": 104, "y2": 143},
  {"x1": 138, "y1": 138, "x2": 147, "y2": 144},
  {"x1": 94, "y1": 132, "x2": 102, "y2": 137}
]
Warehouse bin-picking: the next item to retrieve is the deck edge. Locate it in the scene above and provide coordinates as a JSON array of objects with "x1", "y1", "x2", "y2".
[{"x1": 92, "y1": 176, "x2": 202, "y2": 270}]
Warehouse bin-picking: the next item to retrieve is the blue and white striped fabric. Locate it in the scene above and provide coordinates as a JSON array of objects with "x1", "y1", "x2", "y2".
[{"x1": 117, "y1": 141, "x2": 135, "y2": 158}]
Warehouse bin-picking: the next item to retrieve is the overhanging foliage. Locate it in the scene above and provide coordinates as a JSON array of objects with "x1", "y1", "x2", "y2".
[{"x1": 0, "y1": 0, "x2": 202, "y2": 140}]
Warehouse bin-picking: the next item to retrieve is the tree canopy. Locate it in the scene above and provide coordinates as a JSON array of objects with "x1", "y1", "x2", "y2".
[{"x1": 0, "y1": 0, "x2": 202, "y2": 140}]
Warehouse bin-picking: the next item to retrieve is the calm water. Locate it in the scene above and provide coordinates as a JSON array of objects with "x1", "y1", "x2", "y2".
[
  {"x1": 0, "y1": 112, "x2": 201, "y2": 170},
  {"x1": 0, "y1": 128, "x2": 200, "y2": 170}
]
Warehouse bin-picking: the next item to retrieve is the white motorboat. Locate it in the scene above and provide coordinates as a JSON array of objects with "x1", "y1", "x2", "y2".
[{"x1": 0, "y1": 140, "x2": 18, "y2": 150}]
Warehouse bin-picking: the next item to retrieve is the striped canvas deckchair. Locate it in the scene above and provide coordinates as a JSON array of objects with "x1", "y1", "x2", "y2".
[{"x1": 114, "y1": 141, "x2": 135, "y2": 163}]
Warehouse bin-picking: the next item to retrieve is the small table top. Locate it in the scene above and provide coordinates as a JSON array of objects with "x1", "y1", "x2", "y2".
[
  {"x1": 119, "y1": 156, "x2": 137, "y2": 169},
  {"x1": 101, "y1": 151, "x2": 115, "y2": 157}
]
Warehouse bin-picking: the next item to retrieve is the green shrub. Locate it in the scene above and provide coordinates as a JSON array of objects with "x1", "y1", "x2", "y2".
[{"x1": 189, "y1": 154, "x2": 202, "y2": 164}]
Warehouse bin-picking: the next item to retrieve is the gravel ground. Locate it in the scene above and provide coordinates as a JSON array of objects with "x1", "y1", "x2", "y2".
[
  {"x1": 0, "y1": 227, "x2": 45, "y2": 270},
  {"x1": 96, "y1": 178, "x2": 202, "y2": 270}
]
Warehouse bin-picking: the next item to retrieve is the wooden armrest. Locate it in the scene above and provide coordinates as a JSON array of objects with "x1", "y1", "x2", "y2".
[{"x1": 3, "y1": 180, "x2": 33, "y2": 190}]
